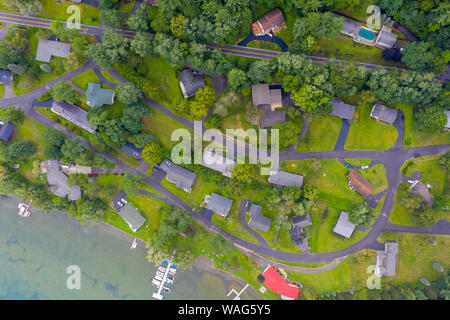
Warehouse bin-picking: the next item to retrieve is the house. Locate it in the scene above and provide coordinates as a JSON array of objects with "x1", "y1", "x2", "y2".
[
  {"x1": 289, "y1": 214, "x2": 312, "y2": 251},
  {"x1": 160, "y1": 159, "x2": 197, "y2": 192},
  {"x1": 370, "y1": 103, "x2": 398, "y2": 124},
  {"x1": 341, "y1": 19, "x2": 361, "y2": 38},
  {"x1": 118, "y1": 203, "x2": 146, "y2": 232},
  {"x1": 120, "y1": 142, "x2": 142, "y2": 159},
  {"x1": 0, "y1": 70, "x2": 13, "y2": 85},
  {"x1": 445, "y1": 110, "x2": 450, "y2": 130},
  {"x1": 206, "y1": 193, "x2": 233, "y2": 217},
  {"x1": 347, "y1": 170, "x2": 375, "y2": 197},
  {"x1": 178, "y1": 69, "x2": 205, "y2": 98},
  {"x1": 248, "y1": 214, "x2": 272, "y2": 232},
  {"x1": 333, "y1": 211, "x2": 355, "y2": 238},
  {"x1": 36, "y1": 40, "x2": 71, "y2": 63},
  {"x1": 51, "y1": 101, "x2": 96, "y2": 134},
  {"x1": 252, "y1": 8, "x2": 286, "y2": 36},
  {"x1": 0, "y1": 122, "x2": 16, "y2": 142},
  {"x1": 410, "y1": 180, "x2": 434, "y2": 207},
  {"x1": 42, "y1": 160, "x2": 81, "y2": 201},
  {"x1": 374, "y1": 26, "x2": 398, "y2": 50},
  {"x1": 268, "y1": 171, "x2": 303, "y2": 188},
  {"x1": 251, "y1": 84, "x2": 290, "y2": 128},
  {"x1": 332, "y1": 98, "x2": 355, "y2": 120},
  {"x1": 85, "y1": 83, "x2": 115, "y2": 107},
  {"x1": 260, "y1": 265, "x2": 300, "y2": 300},
  {"x1": 375, "y1": 242, "x2": 398, "y2": 276},
  {"x1": 202, "y1": 150, "x2": 236, "y2": 177}
]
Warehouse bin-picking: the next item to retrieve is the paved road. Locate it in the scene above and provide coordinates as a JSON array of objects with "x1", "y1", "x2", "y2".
[
  {"x1": 0, "y1": 11, "x2": 448, "y2": 82},
  {"x1": 1, "y1": 59, "x2": 449, "y2": 264}
]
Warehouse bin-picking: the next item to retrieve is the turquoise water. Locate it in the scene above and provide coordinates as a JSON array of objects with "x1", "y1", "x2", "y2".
[
  {"x1": 358, "y1": 29, "x2": 376, "y2": 41},
  {"x1": 0, "y1": 197, "x2": 259, "y2": 300}
]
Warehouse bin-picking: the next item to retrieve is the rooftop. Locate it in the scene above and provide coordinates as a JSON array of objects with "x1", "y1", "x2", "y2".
[
  {"x1": 0, "y1": 70, "x2": 13, "y2": 85},
  {"x1": 268, "y1": 171, "x2": 303, "y2": 188},
  {"x1": 0, "y1": 122, "x2": 16, "y2": 142},
  {"x1": 160, "y1": 159, "x2": 197, "y2": 192},
  {"x1": 248, "y1": 214, "x2": 272, "y2": 232},
  {"x1": 341, "y1": 19, "x2": 361, "y2": 37},
  {"x1": 45, "y1": 160, "x2": 81, "y2": 201},
  {"x1": 85, "y1": 83, "x2": 115, "y2": 107},
  {"x1": 206, "y1": 193, "x2": 233, "y2": 216},
  {"x1": 261, "y1": 265, "x2": 299, "y2": 299},
  {"x1": 248, "y1": 204, "x2": 262, "y2": 216},
  {"x1": 118, "y1": 203, "x2": 146, "y2": 232},
  {"x1": 375, "y1": 26, "x2": 398, "y2": 49},
  {"x1": 333, "y1": 211, "x2": 355, "y2": 238},
  {"x1": 252, "y1": 8, "x2": 286, "y2": 36},
  {"x1": 202, "y1": 150, "x2": 236, "y2": 177},
  {"x1": 178, "y1": 69, "x2": 205, "y2": 98},
  {"x1": 291, "y1": 214, "x2": 312, "y2": 229},
  {"x1": 370, "y1": 103, "x2": 398, "y2": 124},
  {"x1": 375, "y1": 242, "x2": 398, "y2": 276},
  {"x1": 51, "y1": 101, "x2": 95, "y2": 134},
  {"x1": 332, "y1": 98, "x2": 356, "y2": 120},
  {"x1": 347, "y1": 170, "x2": 375, "y2": 197},
  {"x1": 36, "y1": 40, "x2": 71, "y2": 63}
]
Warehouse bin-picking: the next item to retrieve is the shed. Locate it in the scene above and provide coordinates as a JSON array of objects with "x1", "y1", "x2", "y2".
[
  {"x1": 333, "y1": 211, "x2": 355, "y2": 238},
  {"x1": 0, "y1": 70, "x2": 13, "y2": 85}
]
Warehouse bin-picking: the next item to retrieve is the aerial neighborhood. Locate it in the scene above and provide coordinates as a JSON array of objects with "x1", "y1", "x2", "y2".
[{"x1": 0, "y1": 0, "x2": 448, "y2": 302}]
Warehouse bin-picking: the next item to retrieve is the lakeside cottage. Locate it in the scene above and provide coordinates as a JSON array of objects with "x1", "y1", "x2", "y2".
[
  {"x1": 160, "y1": 159, "x2": 197, "y2": 193},
  {"x1": 36, "y1": 39, "x2": 71, "y2": 63},
  {"x1": 205, "y1": 193, "x2": 233, "y2": 217},
  {"x1": 252, "y1": 8, "x2": 286, "y2": 36},
  {"x1": 51, "y1": 101, "x2": 96, "y2": 134},
  {"x1": 333, "y1": 211, "x2": 355, "y2": 238},
  {"x1": 370, "y1": 103, "x2": 398, "y2": 124},
  {"x1": 268, "y1": 170, "x2": 303, "y2": 188},
  {"x1": 119, "y1": 203, "x2": 146, "y2": 232},
  {"x1": 260, "y1": 265, "x2": 300, "y2": 300},
  {"x1": 85, "y1": 83, "x2": 115, "y2": 107},
  {"x1": 375, "y1": 242, "x2": 399, "y2": 276},
  {"x1": 41, "y1": 160, "x2": 81, "y2": 201}
]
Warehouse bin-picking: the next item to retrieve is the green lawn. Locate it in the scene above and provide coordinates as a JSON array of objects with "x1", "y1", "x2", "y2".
[
  {"x1": 345, "y1": 102, "x2": 397, "y2": 150},
  {"x1": 100, "y1": 69, "x2": 120, "y2": 85},
  {"x1": 345, "y1": 159, "x2": 372, "y2": 166},
  {"x1": 40, "y1": 0, "x2": 101, "y2": 26},
  {"x1": 71, "y1": 69, "x2": 100, "y2": 91},
  {"x1": 119, "y1": 0, "x2": 135, "y2": 13},
  {"x1": 356, "y1": 164, "x2": 388, "y2": 193},
  {"x1": 401, "y1": 156, "x2": 448, "y2": 195},
  {"x1": 399, "y1": 103, "x2": 450, "y2": 148},
  {"x1": 297, "y1": 113, "x2": 341, "y2": 152},
  {"x1": 0, "y1": 84, "x2": 4, "y2": 99}
]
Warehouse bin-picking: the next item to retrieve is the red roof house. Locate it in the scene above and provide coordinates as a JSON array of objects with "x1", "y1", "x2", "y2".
[{"x1": 261, "y1": 265, "x2": 300, "y2": 299}]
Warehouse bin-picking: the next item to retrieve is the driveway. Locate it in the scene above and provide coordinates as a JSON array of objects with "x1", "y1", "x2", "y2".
[
  {"x1": 237, "y1": 33, "x2": 288, "y2": 52},
  {"x1": 334, "y1": 119, "x2": 350, "y2": 150}
]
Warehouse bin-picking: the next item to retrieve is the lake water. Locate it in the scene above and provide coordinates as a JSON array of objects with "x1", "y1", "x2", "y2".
[{"x1": 0, "y1": 196, "x2": 260, "y2": 300}]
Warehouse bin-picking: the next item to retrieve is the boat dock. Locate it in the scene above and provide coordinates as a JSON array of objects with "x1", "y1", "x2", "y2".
[
  {"x1": 227, "y1": 283, "x2": 250, "y2": 300},
  {"x1": 18, "y1": 200, "x2": 32, "y2": 218},
  {"x1": 152, "y1": 254, "x2": 178, "y2": 300}
]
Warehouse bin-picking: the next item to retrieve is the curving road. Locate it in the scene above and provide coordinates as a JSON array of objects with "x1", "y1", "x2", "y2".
[{"x1": 1, "y1": 62, "x2": 449, "y2": 264}]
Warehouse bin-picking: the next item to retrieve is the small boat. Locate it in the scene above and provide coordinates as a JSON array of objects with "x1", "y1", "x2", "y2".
[
  {"x1": 162, "y1": 286, "x2": 171, "y2": 293},
  {"x1": 154, "y1": 275, "x2": 163, "y2": 282},
  {"x1": 157, "y1": 266, "x2": 166, "y2": 273},
  {"x1": 152, "y1": 279, "x2": 161, "y2": 287},
  {"x1": 171, "y1": 263, "x2": 179, "y2": 269},
  {"x1": 164, "y1": 278, "x2": 173, "y2": 285},
  {"x1": 130, "y1": 238, "x2": 138, "y2": 249},
  {"x1": 151, "y1": 282, "x2": 159, "y2": 289},
  {"x1": 156, "y1": 271, "x2": 164, "y2": 278},
  {"x1": 166, "y1": 275, "x2": 174, "y2": 281},
  {"x1": 168, "y1": 271, "x2": 176, "y2": 277}
]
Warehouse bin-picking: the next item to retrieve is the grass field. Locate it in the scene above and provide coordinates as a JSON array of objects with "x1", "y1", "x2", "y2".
[
  {"x1": 71, "y1": 69, "x2": 100, "y2": 91},
  {"x1": 297, "y1": 114, "x2": 341, "y2": 152},
  {"x1": 118, "y1": 0, "x2": 135, "y2": 13},
  {"x1": 0, "y1": 84, "x2": 4, "y2": 99},
  {"x1": 345, "y1": 103, "x2": 397, "y2": 150},
  {"x1": 356, "y1": 164, "x2": 388, "y2": 193},
  {"x1": 100, "y1": 69, "x2": 120, "y2": 85},
  {"x1": 40, "y1": 0, "x2": 101, "y2": 26}
]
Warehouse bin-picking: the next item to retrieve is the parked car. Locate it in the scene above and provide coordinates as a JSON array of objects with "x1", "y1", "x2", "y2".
[
  {"x1": 361, "y1": 165, "x2": 369, "y2": 169},
  {"x1": 345, "y1": 163, "x2": 352, "y2": 168},
  {"x1": 117, "y1": 201, "x2": 123, "y2": 207},
  {"x1": 121, "y1": 198, "x2": 128, "y2": 204}
]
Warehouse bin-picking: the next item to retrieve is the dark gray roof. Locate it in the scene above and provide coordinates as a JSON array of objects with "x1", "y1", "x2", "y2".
[
  {"x1": 260, "y1": 108, "x2": 286, "y2": 128},
  {"x1": 179, "y1": 69, "x2": 205, "y2": 98},
  {"x1": 118, "y1": 203, "x2": 146, "y2": 232},
  {"x1": 248, "y1": 204, "x2": 262, "y2": 216},
  {"x1": 36, "y1": 40, "x2": 71, "y2": 63},
  {"x1": 332, "y1": 98, "x2": 355, "y2": 120},
  {"x1": 251, "y1": 84, "x2": 271, "y2": 105},
  {"x1": 333, "y1": 211, "x2": 355, "y2": 238},
  {"x1": 0, "y1": 70, "x2": 13, "y2": 85},
  {"x1": 206, "y1": 193, "x2": 233, "y2": 216},
  {"x1": 341, "y1": 19, "x2": 361, "y2": 37},
  {"x1": 375, "y1": 27, "x2": 398, "y2": 49},
  {"x1": 0, "y1": 122, "x2": 16, "y2": 142},
  {"x1": 375, "y1": 242, "x2": 398, "y2": 276},
  {"x1": 160, "y1": 159, "x2": 197, "y2": 192},
  {"x1": 202, "y1": 150, "x2": 235, "y2": 177},
  {"x1": 120, "y1": 142, "x2": 142, "y2": 159},
  {"x1": 248, "y1": 214, "x2": 272, "y2": 232},
  {"x1": 45, "y1": 160, "x2": 81, "y2": 201},
  {"x1": 51, "y1": 101, "x2": 95, "y2": 133},
  {"x1": 370, "y1": 103, "x2": 398, "y2": 124},
  {"x1": 291, "y1": 214, "x2": 312, "y2": 229},
  {"x1": 268, "y1": 171, "x2": 303, "y2": 188}
]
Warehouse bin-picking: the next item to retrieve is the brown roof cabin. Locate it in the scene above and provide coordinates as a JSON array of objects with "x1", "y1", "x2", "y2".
[
  {"x1": 252, "y1": 8, "x2": 286, "y2": 36},
  {"x1": 347, "y1": 170, "x2": 375, "y2": 197}
]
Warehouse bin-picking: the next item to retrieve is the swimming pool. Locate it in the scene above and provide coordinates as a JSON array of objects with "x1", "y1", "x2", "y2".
[{"x1": 358, "y1": 28, "x2": 376, "y2": 41}]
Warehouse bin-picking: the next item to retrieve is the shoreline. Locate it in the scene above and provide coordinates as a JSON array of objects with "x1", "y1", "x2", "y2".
[{"x1": 3, "y1": 195, "x2": 264, "y2": 300}]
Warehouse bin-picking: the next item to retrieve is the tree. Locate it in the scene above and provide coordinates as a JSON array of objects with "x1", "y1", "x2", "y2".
[
  {"x1": 228, "y1": 68, "x2": 248, "y2": 91},
  {"x1": 1, "y1": 107, "x2": 24, "y2": 125},
  {"x1": 348, "y1": 203, "x2": 377, "y2": 227},
  {"x1": 172, "y1": 96, "x2": 191, "y2": 115},
  {"x1": 120, "y1": 104, "x2": 148, "y2": 133},
  {"x1": 433, "y1": 194, "x2": 450, "y2": 212},
  {"x1": 129, "y1": 132, "x2": 158, "y2": 149},
  {"x1": 303, "y1": 184, "x2": 319, "y2": 201},
  {"x1": 130, "y1": 32, "x2": 154, "y2": 57},
  {"x1": 173, "y1": 250, "x2": 194, "y2": 269},
  {"x1": 146, "y1": 246, "x2": 170, "y2": 265},
  {"x1": 61, "y1": 138, "x2": 86, "y2": 162},
  {"x1": 49, "y1": 21, "x2": 80, "y2": 42},
  {"x1": 86, "y1": 30, "x2": 129, "y2": 68},
  {"x1": 414, "y1": 206, "x2": 435, "y2": 226},
  {"x1": 383, "y1": 48, "x2": 402, "y2": 62},
  {"x1": 123, "y1": 173, "x2": 142, "y2": 195},
  {"x1": 87, "y1": 107, "x2": 110, "y2": 129},
  {"x1": 415, "y1": 106, "x2": 447, "y2": 133},
  {"x1": 3, "y1": 141, "x2": 36, "y2": 160},
  {"x1": 71, "y1": 36, "x2": 90, "y2": 56},
  {"x1": 231, "y1": 164, "x2": 255, "y2": 183},
  {"x1": 245, "y1": 104, "x2": 264, "y2": 126},
  {"x1": 330, "y1": 63, "x2": 368, "y2": 97},
  {"x1": 189, "y1": 86, "x2": 216, "y2": 119},
  {"x1": 291, "y1": 83, "x2": 332, "y2": 113},
  {"x1": 127, "y1": 3, "x2": 150, "y2": 32},
  {"x1": 401, "y1": 193, "x2": 424, "y2": 210},
  {"x1": 170, "y1": 14, "x2": 187, "y2": 39},
  {"x1": 401, "y1": 42, "x2": 436, "y2": 72},
  {"x1": 115, "y1": 82, "x2": 143, "y2": 105},
  {"x1": 247, "y1": 60, "x2": 273, "y2": 83},
  {"x1": 101, "y1": 9, "x2": 122, "y2": 28},
  {"x1": 152, "y1": 33, "x2": 188, "y2": 68},
  {"x1": 51, "y1": 81, "x2": 79, "y2": 104},
  {"x1": 72, "y1": 198, "x2": 105, "y2": 223},
  {"x1": 142, "y1": 142, "x2": 164, "y2": 167},
  {"x1": 9, "y1": 0, "x2": 42, "y2": 16}
]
